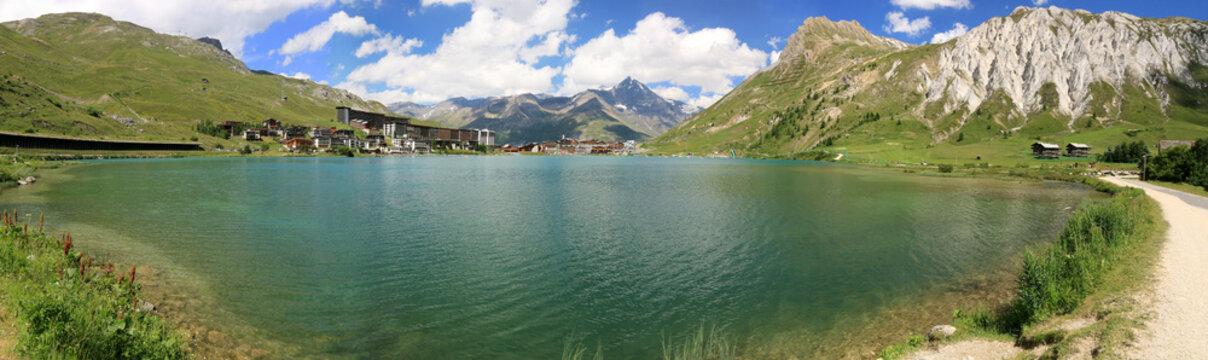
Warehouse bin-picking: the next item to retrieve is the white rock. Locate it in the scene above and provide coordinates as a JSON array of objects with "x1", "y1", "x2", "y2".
[
  {"x1": 928, "y1": 324, "x2": 958, "y2": 339},
  {"x1": 923, "y1": 6, "x2": 1208, "y2": 121}
]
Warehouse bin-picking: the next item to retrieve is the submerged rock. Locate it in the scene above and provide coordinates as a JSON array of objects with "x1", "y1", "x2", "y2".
[{"x1": 928, "y1": 325, "x2": 958, "y2": 340}]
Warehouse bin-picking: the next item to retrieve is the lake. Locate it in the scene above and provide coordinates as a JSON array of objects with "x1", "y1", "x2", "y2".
[{"x1": 0, "y1": 156, "x2": 1098, "y2": 358}]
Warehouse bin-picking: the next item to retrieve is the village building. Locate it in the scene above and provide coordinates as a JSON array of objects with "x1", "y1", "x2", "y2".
[
  {"x1": 243, "y1": 128, "x2": 264, "y2": 141},
  {"x1": 1066, "y1": 143, "x2": 1091, "y2": 157},
  {"x1": 333, "y1": 129, "x2": 357, "y2": 140},
  {"x1": 219, "y1": 121, "x2": 244, "y2": 137},
  {"x1": 310, "y1": 127, "x2": 334, "y2": 139},
  {"x1": 365, "y1": 134, "x2": 386, "y2": 148},
  {"x1": 336, "y1": 106, "x2": 413, "y2": 130},
  {"x1": 283, "y1": 126, "x2": 308, "y2": 140},
  {"x1": 1032, "y1": 142, "x2": 1060, "y2": 159},
  {"x1": 282, "y1": 138, "x2": 313, "y2": 152},
  {"x1": 1159, "y1": 140, "x2": 1197, "y2": 152}
]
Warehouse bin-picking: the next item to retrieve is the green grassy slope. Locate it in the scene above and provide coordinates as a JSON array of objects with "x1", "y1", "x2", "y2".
[
  {"x1": 646, "y1": 14, "x2": 1208, "y2": 165},
  {"x1": 0, "y1": 13, "x2": 395, "y2": 148}
]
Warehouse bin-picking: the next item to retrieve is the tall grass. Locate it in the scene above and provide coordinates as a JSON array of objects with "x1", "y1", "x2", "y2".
[
  {"x1": 559, "y1": 324, "x2": 736, "y2": 360},
  {"x1": 1008, "y1": 187, "x2": 1150, "y2": 329},
  {"x1": 0, "y1": 213, "x2": 188, "y2": 359},
  {"x1": 661, "y1": 325, "x2": 736, "y2": 360}
]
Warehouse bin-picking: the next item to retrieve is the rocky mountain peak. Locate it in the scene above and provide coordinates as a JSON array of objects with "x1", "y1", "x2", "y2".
[
  {"x1": 196, "y1": 37, "x2": 231, "y2": 56},
  {"x1": 924, "y1": 6, "x2": 1208, "y2": 121},
  {"x1": 777, "y1": 16, "x2": 908, "y2": 66},
  {"x1": 613, "y1": 77, "x2": 656, "y2": 98}
]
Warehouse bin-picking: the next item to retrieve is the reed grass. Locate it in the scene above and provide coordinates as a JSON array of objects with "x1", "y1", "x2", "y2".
[
  {"x1": 661, "y1": 324, "x2": 736, "y2": 360},
  {"x1": 0, "y1": 213, "x2": 187, "y2": 359},
  {"x1": 558, "y1": 324, "x2": 736, "y2": 360}
]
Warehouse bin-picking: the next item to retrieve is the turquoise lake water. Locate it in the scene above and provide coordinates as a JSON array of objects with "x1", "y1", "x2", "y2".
[{"x1": 0, "y1": 156, "x2": 1098, "y2": 358}]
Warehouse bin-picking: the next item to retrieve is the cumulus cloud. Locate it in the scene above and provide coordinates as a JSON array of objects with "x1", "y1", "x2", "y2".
[
  {"x1": 930, "y1": 22, "x2": 968, "y2": 44},
  {"x1": 562, "y1": 12, "x2": 768, "y2": 106},
  {"x1": 884, "y1": 12, "x2": 931, "y2": 36},
  {"x1": 1032, "y1": 0, "x2": 1049, "y2": 5},
  {"x1": 688, "y1": 92, "x2": 725, "y2": 109},
  {"x1": 355, "y1": 34, "x2": 423, "y2": 58},
  {"x1": 889, "y1": 0, "x2": 971, "y2": 10},
  {"x1": 340, "y1": 0, "x2": 575, "y2": 103},
  {"x1": 652, "y1": 86, "x2": 689, "y2": 101},
  {"x1": 282, "y1": 72, "x2": 312, "y2": 80},
  {"x1": 279, "y1": 10, "x2": 377, "y2": 62},
  {"x1": 0, "y1": 0, "x2": 367, "y2": 58}
]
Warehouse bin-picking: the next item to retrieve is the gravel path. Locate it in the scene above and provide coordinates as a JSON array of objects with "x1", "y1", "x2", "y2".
[{"x1": 1100, "y1": 177, "x2": 1208, "y2": 359}]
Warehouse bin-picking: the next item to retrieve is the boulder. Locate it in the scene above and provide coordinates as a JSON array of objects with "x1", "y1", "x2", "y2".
[{"x1": 928, "y1": 324, "x2": 958, "y2": 340}]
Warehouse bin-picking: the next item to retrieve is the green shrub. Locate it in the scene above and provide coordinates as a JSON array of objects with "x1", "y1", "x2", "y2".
[
  {"x1": 937, "y1": 164, "x2": 954, "y2": 173},
  {"x1": 333, "y1": 146, "x2": 356, "y2": 157}
]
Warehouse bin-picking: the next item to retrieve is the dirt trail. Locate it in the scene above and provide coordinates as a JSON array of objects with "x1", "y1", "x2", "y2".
[{"x1": 1100, "y1": 177, "x2": 1208, "y2": 359}]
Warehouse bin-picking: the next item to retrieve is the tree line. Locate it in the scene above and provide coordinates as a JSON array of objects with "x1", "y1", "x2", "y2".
[{"x1": 1145, "y1": 139, "x2": 1208, "y2": 191}]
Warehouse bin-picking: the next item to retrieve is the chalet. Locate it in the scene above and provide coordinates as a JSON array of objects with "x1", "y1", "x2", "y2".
[
  {"x1": 1066, "y1": 143, "x2": 1091, "y2": 158},
  {"x1": 219, "y1": 121, "x2": 244, "y2": 137},
  {"x1": 262, "y1": 118, "x2": 281, "y2": 130},
  {"x1": 283, "y1": 126, "x2": 308, "y2": 139},
  {"x1": 310, "y1": 127, "x2": 334, "y2": 139},
  {"x1": 243, "y1": 128, "x2": 264, "y2": 141},
  {"x1": 350, "y1": 119, "x2": 371, "y2": 132},
  {"x1": 282, "y1": 138, "x2": 313, "y2": 151},
  {"x1": 518, "y1": 143, "x2": 540, "y2": 152},
  {"x1": 1032, "y1": 142, "x2": 1060, "y2": 159}
]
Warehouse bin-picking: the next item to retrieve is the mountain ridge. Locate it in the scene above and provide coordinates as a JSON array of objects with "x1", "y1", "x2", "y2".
[
  {"x1": 0, "y1": 12, "x2": 392, "y2": 145},
  {"x1": 390, "y1": 77, "x2": 696, "y2": 144},
  {"x1": 647, "y1": 6, "x2": 1208, "y2": 161}
]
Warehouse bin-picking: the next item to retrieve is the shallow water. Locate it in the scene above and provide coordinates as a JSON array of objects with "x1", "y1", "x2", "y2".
[{"x1": 0, "y1": 156, "x2": 1098, "y2": 358}]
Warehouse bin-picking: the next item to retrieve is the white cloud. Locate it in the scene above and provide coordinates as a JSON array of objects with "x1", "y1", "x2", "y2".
[
  {"x1": 884, "y1": 12, "x2": 931, "y2": 36},
  {"x1": 1032, "y1": 0, "x2": 1049, "y2": 5},
  {"x1": 0, "y1": 0, "x2": 367, "y2": 58},
  {"x1": 767, "y1": 36, "x2": 783, "y2": 50},
  {"x1": 341, "y1": 0, "x2": 576, "y2": 104},
  {"x1": 652, "y1": 86, "x2": 689, "y2": 101},
  {"x1": 688, "y1": 92, "x2": 725, "y2": 109},
  {"x1": 930, "y1": 22, "x2": 968, "y2": 44},
  {"x1": 279, "y1": 11, "x2": 377, "y2": 57},
  {"x1": 890, "y1": 0, "x2": 971, "y2": 10},
  {"x1": 282, "y1": 72, "x2": 312, "y2": 80},
  {"x1": 562, "y1": 12, "x2": 768, "y2": 96},
  {"x1": 355, "y1": 34, "x2": 423, "y2": 58}
]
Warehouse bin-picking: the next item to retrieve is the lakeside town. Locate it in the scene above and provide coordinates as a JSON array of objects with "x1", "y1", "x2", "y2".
[{"x1": 215, "y1": 107, "x2": 637, "y2": 156}]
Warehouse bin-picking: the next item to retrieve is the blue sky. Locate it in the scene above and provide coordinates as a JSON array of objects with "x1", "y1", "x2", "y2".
[{"x1": 2, "y1": 0, "x2": 1206, "y2": 106}]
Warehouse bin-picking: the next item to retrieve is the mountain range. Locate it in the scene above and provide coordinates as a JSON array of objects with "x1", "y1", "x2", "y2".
[
  {"x1": 647, "y1": 6, "x2": 1208, "y2": 160},
  {"x1": 390, "y1": 77, "x2": 696, "y2": 145}
]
